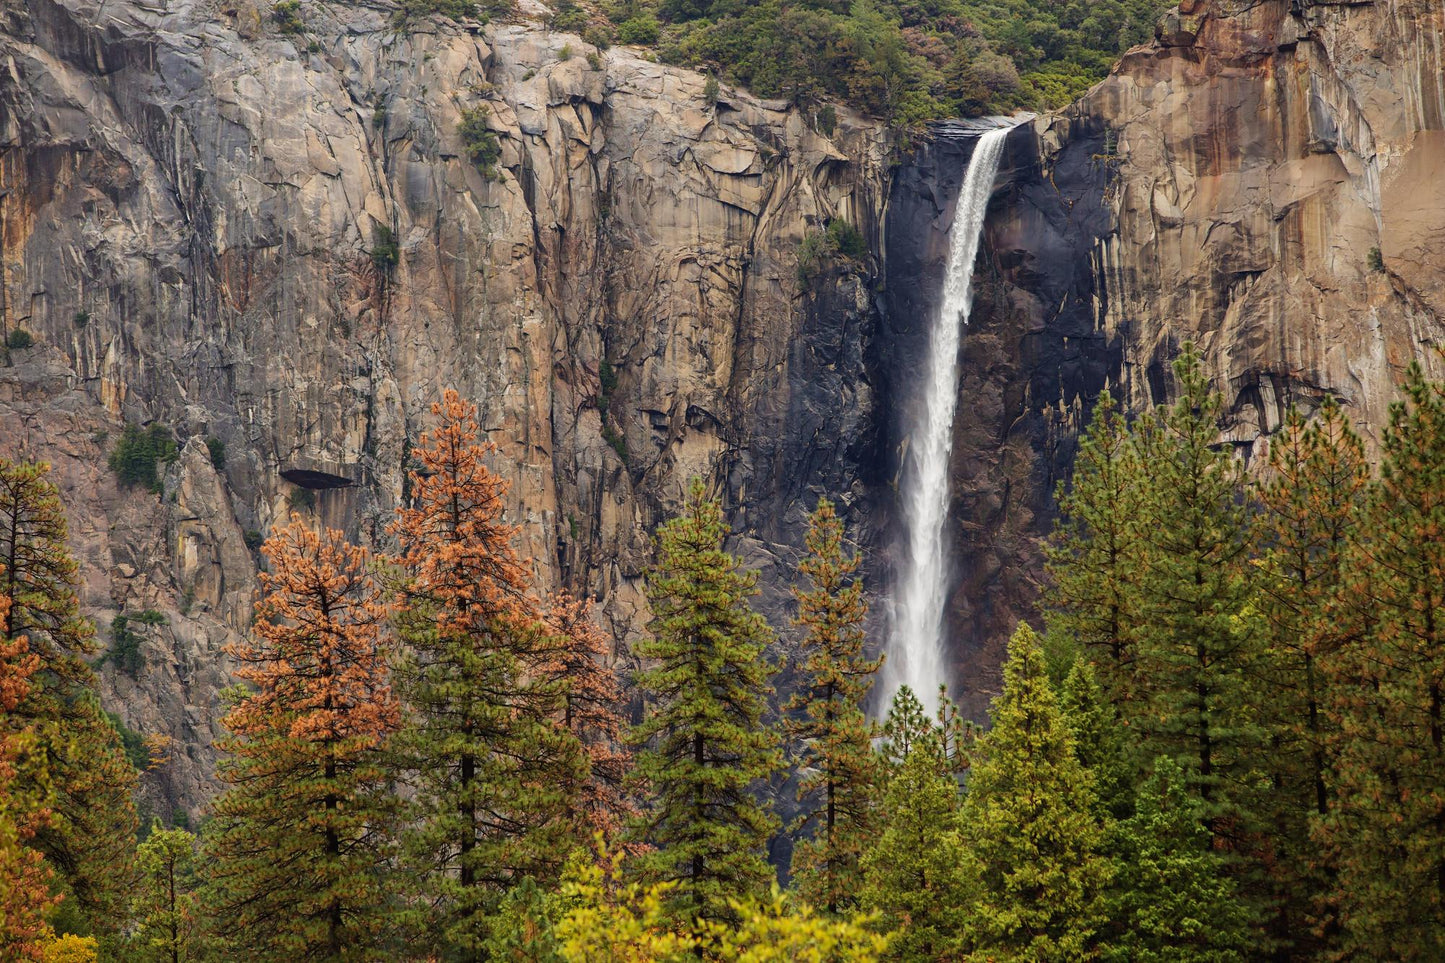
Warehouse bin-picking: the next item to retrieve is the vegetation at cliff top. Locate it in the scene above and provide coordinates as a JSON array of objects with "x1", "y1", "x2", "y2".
[
  {"x1": 5, "y1": 348, "x2": 1445, "y2": 958},
  {"x1": 543, "y1": 0, "x2": 1166, "y2": 122}
]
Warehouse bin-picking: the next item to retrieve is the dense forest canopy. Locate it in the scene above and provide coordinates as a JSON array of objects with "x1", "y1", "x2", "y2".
[{"x1": 3, "y1": 346, "x2": 1445, "y2": 959}]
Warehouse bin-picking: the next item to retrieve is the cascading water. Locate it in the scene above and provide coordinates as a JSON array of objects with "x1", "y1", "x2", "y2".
[{"x1": 882, "y1": 125, "x2": 1012, "y2": 717}]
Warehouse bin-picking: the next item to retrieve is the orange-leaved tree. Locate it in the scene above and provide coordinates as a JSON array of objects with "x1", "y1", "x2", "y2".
[
  {"x1": 0, "y1": 594, "x2": 60, "y2": 961},
  {"x1": 543, "y1": 593, "x2": 634, "y2": 837},
  {"x1": 204, "y1": 516, "x2": 399, "y2": 962},
  {"x1": 389, "y1": 390, "x2": 587, "y2": 957}
]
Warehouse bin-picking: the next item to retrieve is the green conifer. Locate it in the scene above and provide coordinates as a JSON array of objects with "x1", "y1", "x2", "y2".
[
  {"x1": 1103, "y1": 756, "x2": 1253, "y2": 962},
  {"x1": 1323, "y1": 363, "x2": 1445, "y2": 958},
  {"x1": 1129, "y1": 346, "x2": 1264, "y2": 844},
  {"x1": 858, "y1": 747, "x2": 969, "y2": 960},
  {"x1": 1254, "y1": 396, "x2": 1367, "y2": 945},
  {"x1": 627, "y1": 479, "x2": 781, "y2": 926},
  {"x1": 959, "y1": 623, "x2": 1110, "y2": 961},
  {"x1": 130, "y1": 821, "x2": 200, "y2": 963},
  {"x1": 785, "y1": 498, "x2": 884, "y2": 915},
  {"x1": 1045, "y1": 389, "x2": 1145, "y2": 700}
]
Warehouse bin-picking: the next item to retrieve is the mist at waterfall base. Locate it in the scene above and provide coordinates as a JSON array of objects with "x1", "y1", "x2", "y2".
[{"x1": 880, "y1": 126, "x2": 1012, "y2": 719}]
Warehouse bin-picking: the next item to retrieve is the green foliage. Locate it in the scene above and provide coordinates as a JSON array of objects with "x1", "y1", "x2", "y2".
[
  {"x1": 104, "y1": 708, "x2": 151, "y2": 772},
  {"x1": 785, "y1": 499, "x2": 884, "y2": 915},
  {"x1": 205, "y1": 435, "x2": 226, "y2": 470},
  {"x1": 797, "y1": 219, "x2": 868, "y2": 283},
  {"x1": 1322, "y1": 362, "x2": 1445, "y2": 958},
  {"x1": 370, "y1": 224, "x2": 399, "y2": 271},
  {"x1": 1102, "y1": 757, "x2": 1254, "y2": 962},
  {"x1": 626, "y1": 479, "x2": 781, "y2": 925},
  {"x1": 601, "y1": 423, "x2": 628, "y2": 465},
  {"x1": 108, "y1": 424, "x2": 179, "y2": 493},
  {"x1": 817, "y1": 103, "x2": 838, "y2": 136},
  {"x1": 393, "y1": 0, "x2": 483, "y2": 23},
  {"x1": 583, "y1": 24, "x2": 614, "y2": 49},
  {"x1": 130, "y1": 822, "x2": 201, "y2": 963},
  {"x1": 959, "y1": 623, "x2": 1111, "y2": 960},
  {"x1": 616, "y1": 14, "x2": 661, "y2": 43},
  {"x1": 106, "y1": 610, "x2": 164, "y2": 679},
  {"x1": 703, "y1": 72, "x2": 720, "y2": 106},
  {"x1": 6, "y1": 328, "x2": 33, "y2": 350},
  {"x1": 1367, "y1": 245, "x2": 1384, "y2": 271},
  {"x1": 1130, "y1": 346, "x2": 1264, "y2": 841},
  {"x1": 550, "y1": 0, "x2": 591, "y2": 32},
  {"x1": 560, "y1": 42, "x2": 575, "y2": 60},
  {"x1": 271, "y1": 0, "x2": 304, "y2": 35},
  {"x1": 459, "y1": 107, "x2": 503, "y2": 181},
  {"x1": 859, "y1": 748, "x2": 970, "y2": 959}
]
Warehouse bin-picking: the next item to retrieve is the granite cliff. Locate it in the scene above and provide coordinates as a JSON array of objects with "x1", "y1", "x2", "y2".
[{"x1": 2, "y1": 0, "x2": 1442, "y2": 811}]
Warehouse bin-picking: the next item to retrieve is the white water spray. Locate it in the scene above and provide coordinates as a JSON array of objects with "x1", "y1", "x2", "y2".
[{"x1": 882, "y1": 126, "x2": 1011, "y2": 717}]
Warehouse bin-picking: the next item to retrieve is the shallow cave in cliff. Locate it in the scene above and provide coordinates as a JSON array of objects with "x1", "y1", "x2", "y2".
[{"x1": 279, "y1": 467, "x2": 356, "y2": 489}]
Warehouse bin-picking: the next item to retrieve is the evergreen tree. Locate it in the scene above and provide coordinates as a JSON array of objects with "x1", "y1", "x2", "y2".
[
  {"x1": 389, "y1": 390, "x2": 587, "y2": 955},
  {"x1": 627, "y1": 479, "x2": 781, "y2": 926},
  {"x1": 879, "y1": 685, "x2": 933, "y2": 770},
  {"x1": 0, "y1": 457, "x2": 138, "y2": 938},
  {"x1": 130, "y1": 821, "x2": 200, "y2": 963},
  {"x1": 1254, "y1": 396, "x2": 1368, "y2": 945},
  {"x1": 1059, "y1": 659, "x2": 1132, "y2": 823},
  {"x1": 785, "y1": 498, "x2": 884, "y2": 915},
  {"x1": 1129, "y1": 346, "x2": 1264, "y2": 845},
  {"x1": 1102, "y1": 756, "x2": 1253, "y2": 963},
  {"x1": 858, "y1": 747, "x2": 970, "y2": 960},
  {"x1": 204, "y1": 517, "x2": 399, "y2": 962},
  {"x1": 0, "y1": 598, "x2": 60, "y2": 962},
  {"x1": 959, "y1": 623, "x2": 1110, "y2": 961},
  {"x1": 542, "y1": 594, "x2": 633, "y2": 838},
  {"x1": 1323, "y1": 363, "x2": 1445, "y2": 958},
  {"x1": 1045, "y1": 389, "x2": 1145, "y2": 702}
]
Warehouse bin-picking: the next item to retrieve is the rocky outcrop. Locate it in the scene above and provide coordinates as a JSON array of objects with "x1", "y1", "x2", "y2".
[
  {"x1": 887, "y1": 0, "x2": 1445, "y2": 709},
  {"x1": 0, "y1": 0, "x2": 890, "y2": 815}
]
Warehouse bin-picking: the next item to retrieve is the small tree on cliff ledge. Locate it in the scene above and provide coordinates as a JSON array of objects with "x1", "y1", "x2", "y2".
[
  {"x1": 204, "y1": 517, "x2": 399, "y2": 962},
  {"x1": 627, "y1": 479, "x2": 781, "y2": 927}
]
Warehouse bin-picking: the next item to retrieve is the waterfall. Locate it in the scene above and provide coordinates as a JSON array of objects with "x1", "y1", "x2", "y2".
[{"x1": 882, "y1": 126, "x2": 1011, "y2": 717}]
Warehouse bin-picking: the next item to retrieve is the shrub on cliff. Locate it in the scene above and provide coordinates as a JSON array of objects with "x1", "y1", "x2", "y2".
[
  {"x1": 108, "y1": 424, "x2": 179, "y2": 494},
  {"x1": 459, "y1": 107, "x2": 502, "y2": 180}
]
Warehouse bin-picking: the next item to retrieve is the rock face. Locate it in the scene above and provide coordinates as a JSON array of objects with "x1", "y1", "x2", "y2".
[
  {"x1": 3, "y1": 0, "x2": 1443, "y2": 809},
  {"x1": 887, "y1": 0, "x2": 1445, "y2": 710},
  {"x1": 0, "y1": 0, "x2": 890, "y2": 816}
]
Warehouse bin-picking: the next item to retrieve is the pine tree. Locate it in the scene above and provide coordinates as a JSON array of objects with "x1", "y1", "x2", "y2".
[
  {"x1": 0, "y1": 597, "x2": 60, "y2": 962},
  {"x1": 1045, "y1": 390, "x2": 1144, "y2": 701},
  {"x1": 879, "y1": 684, "x2": 933, "y2": 770},
  {"x1": 1129, "y1": 346, "x2": 1264, "y2": 844},
  {"x1": 130, "y1": 821, "x2": 200, "y2": 963},
  {"x1": 204, "y1": 517, "x2": 399, "y2": 962},
  {"x1": 389, "y1": 390, "x2": 587, "y2": 954},
  {"x1": 0, "y1": 457, "x2": 138, "y2": 938},
  {"x1": 959, "y1": 623, "x2": 1110, "y2": 961},
  {"x1": 542, "y1": 594, "x2": 633, "y2": 838},
  {"x1": 627, "y1": 478, "x2": 781, "y2": 926},
  {"x1": 1323, "y1": 363, "x2": 1445, "y2": 958},
  {"x1": 1102, "y1": 756, "x2": 1253, "y2": 962},
  {"x1": 785, "y1": 498, "x2": 884, "y2": 915},
  {"x1": 1254, "y1": 396, "x2": 1368, "y2": 945},
  {"x1": 858, "y1": 747, "x2": 970, "y2": 960},
  {"x1": 1059, "y1": 659, "x2": 1131, "y2": 823}
]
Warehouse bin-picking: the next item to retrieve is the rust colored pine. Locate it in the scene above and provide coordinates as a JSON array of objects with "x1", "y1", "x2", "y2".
[{"x1": 206, "y1": 516, "x2": 398, "y2": 962}]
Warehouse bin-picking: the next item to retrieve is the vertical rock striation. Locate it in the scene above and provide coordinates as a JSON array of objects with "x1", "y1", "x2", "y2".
[{"x1": 0, "y1": 0, "x2": 891, "y2": 814}]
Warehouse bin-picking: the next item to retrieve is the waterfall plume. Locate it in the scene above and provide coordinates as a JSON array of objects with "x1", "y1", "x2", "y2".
[{"x1": 882, "y1": 125, "x2": 1011, "y2": 718}]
